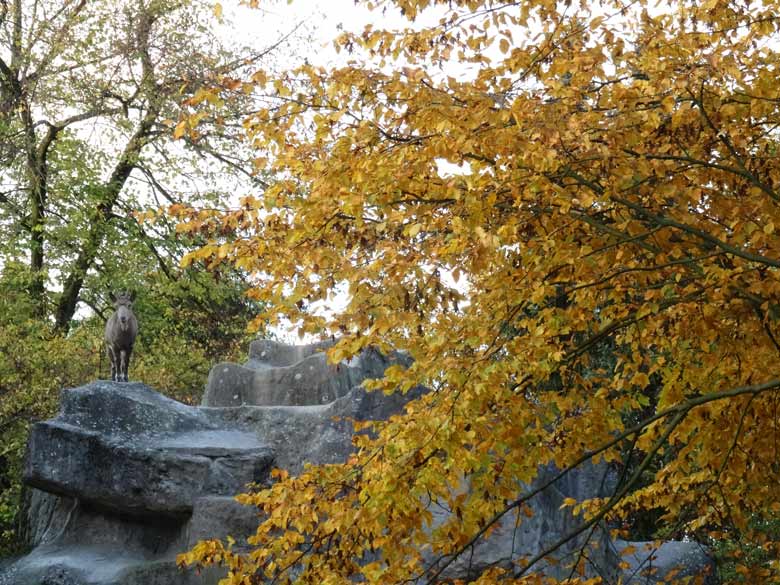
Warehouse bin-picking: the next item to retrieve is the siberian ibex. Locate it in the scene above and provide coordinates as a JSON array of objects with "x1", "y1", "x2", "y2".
[{"x1": 105, "y1": 291, "x2": 138, "y2": 382}]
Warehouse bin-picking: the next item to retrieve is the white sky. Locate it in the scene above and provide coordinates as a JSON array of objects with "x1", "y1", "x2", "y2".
[{"x1": 218, "y1": 0, "x2": 409, "y2": 65}]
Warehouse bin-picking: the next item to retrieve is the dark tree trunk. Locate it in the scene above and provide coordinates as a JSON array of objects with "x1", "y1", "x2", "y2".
[
  {"x1": 54, "y1": 100, "x2": 160, "y2": 332},
  {"x1": 25, "y1": 120, "x2": 59, "y2": 316},
  {"x1": 54, "y1": 9, "x2": 160, "y2": 332}
]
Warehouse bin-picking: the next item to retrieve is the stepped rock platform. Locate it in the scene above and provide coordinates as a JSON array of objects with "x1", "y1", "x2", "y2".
[{"x1": 0, "y1": 340, "x2": 714, "y2": 584}]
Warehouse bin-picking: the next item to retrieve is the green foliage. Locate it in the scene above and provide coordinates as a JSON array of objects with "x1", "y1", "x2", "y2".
[
  {"x1": 0, "y1": 316, "x2": 97, "y2": 555},
  {"x1": 0, "y1": 262, "x2": 260, "y2": 555},
  {"x1": 712, "y1": 515, "x2": 780, "y2": 583},
  {"x1": 0, "y1": 0, "x2": 289, "y2": 330}
]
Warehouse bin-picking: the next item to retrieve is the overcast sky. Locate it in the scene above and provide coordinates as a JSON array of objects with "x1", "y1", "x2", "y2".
[
  {"x1": 221, "y1": 0, "x2": 379, "y2": 63},
  {"x1": 219, "y1": 0, "x2": 445, "y2": 68}
]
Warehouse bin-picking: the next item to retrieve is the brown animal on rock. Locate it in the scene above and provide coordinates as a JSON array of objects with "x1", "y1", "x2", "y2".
[{"x1": 105, "y1": 291, "x2": 138, "y2": 382}]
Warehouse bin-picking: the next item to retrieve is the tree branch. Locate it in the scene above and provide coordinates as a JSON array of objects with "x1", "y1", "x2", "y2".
[
  {"x1": 422, "y1": 377, "x2": 780, "y2": 582},
  {"x1": 611, "y1": 195, "x2": 780, "y2": 269}
]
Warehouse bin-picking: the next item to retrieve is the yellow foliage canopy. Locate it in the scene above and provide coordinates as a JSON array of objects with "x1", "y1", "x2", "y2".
[{"x1": 176, "y1": 0, "x2": 780, "y2": 582}]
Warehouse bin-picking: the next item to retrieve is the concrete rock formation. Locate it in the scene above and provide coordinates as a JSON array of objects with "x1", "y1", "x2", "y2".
[
  {"x1": 25, "y1": 383, "x2": 274, "y2": 517},
  {"x1": 425, "y1": 461, "x2": 619, "y2": 582},
  {"x1": 0, "y1": 341, "x2": 715, "y2": 584},
  {"x1": 202, "y1": 339, "x2": 410, "y2": 407},
  {"x1": 0, "y1": 342, "x2": 420, "y2": 585},
  {"x1": 615, "y1": 540, "x2": 716, "y2": 584}
]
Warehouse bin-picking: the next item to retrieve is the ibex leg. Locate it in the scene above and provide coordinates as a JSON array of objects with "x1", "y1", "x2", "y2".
[
  {"x1": 119, "y1": 349, "x2": 128, "y2": 382},
  {"x1": 107, "y1": 346, "x2": 118, "y2": 382}
]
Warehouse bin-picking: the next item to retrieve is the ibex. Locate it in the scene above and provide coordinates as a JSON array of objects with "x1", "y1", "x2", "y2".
[{"x1": 105, "y1": 291, "x2": 138, "y2": 382}]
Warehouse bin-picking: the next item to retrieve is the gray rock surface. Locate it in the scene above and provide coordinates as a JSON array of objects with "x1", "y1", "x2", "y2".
[
  {"x1": 24, "y1": 382, "x2": 274, "y2": 517},
  {"x1": 3, "y1": 487, "x2": 207, "y2": 585},
  {"x1": 208, "y1": 382, "x2": 426, "y2": 474},
  {"x1": 0, "y1": 340, "x2": 717, "y2": 585},
  {"x1": 246, "y1": 338, "x2": 334, "y2": 369},
  {"x1": 422, "y1": 461, "x2": 620, "y2": 582},
  {"x1": 203, "y1": 339, "x2": 410, "y2": 407},
  {"x1": 615, "y1": 539, "x2": 717, "y2": 584},
  {"x1": 0, "y1": 544, "x2": 207, "y2": 585},
  {"x1": 16, "y1": 489, "x2": 73, "y2": 549},
  {"x1": 1, "y1": 342, "x2": 420, "y2": 585}
]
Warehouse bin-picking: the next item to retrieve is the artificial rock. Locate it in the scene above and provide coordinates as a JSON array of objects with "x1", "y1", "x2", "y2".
[
  {"x1": 202, "y1": 340, "x2": 410, "y2": 407},
  {"x1": 0, "y1": 341, "x2": 715, "y2": 584},
  {"x1": 1, "y1": 342, "x2": 418, "y2": 585}
]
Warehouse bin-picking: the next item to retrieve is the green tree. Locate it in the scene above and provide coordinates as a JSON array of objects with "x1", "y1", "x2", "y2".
[
  {"x1": 0, "y1": 0, "x2": 305, "y2": 554},
  {"x1": 0, "y1": 0, "x2": 289, "y2": 330}
]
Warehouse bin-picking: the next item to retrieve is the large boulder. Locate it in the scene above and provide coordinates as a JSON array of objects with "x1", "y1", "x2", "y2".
[
  {"x1": 24, "y1": 382, "x2": 274, "y2": 518},
  {"x1": 2, "y1": 381, "x2": 276, "y2": 585}
]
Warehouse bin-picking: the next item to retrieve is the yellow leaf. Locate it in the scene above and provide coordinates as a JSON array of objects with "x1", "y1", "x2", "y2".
[
  {"x1": 560, "y1": 497, "x2": 577, "y2": 509},
  {"x1": 173, "y1": 121, "x2": 187, "y2": 140},
  {"x1": 167, "y1": 2, "x2": 780, "y2": 582}
]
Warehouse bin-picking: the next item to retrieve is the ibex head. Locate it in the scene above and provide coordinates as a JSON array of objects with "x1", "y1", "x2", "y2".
[{"x1": 110, "y1": 291, "x2": 136, "y2": 332}]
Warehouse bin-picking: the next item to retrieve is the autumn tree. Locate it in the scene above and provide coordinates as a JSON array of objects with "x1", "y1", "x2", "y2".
[{"x1": 176, "y1": 0, "x2": 780, "y2": 582}]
